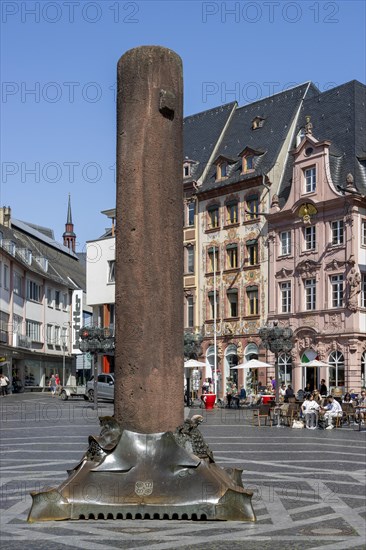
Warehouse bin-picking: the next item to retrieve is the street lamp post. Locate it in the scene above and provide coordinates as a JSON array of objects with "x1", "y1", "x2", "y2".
[
  {"x1": 78, "y1": 326, "x2": 115, "y2": 410},
  {"x1": 259, "y1": 321, "x2": 294, "y2": 406}
]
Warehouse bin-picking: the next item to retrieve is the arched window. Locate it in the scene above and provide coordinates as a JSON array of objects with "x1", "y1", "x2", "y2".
[
  {"x1": 278, "y1": 353, "x2": 292, "y2": 385},
  {"x1": 361, "y1": 351, "x2": 366, "y2": 389},
  {"x1": 328, "y1": 351, "x2": 345, "y2": 390},
  {"x1": 225, "y1": 344, "x2": 238, "y2": 385}
]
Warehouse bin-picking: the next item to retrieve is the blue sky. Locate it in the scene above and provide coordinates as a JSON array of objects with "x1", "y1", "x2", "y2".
[{"x1": 1, "y1": 0, "x2": 365, "y2": 250}]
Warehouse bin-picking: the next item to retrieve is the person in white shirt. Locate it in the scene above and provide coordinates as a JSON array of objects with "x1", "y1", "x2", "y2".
[
  {"x1": 301, "y1": 394, "x2": 320, "y2": 429},
  {"x1": 322, "y1": 396, "x2": 342, "y2": 429}
]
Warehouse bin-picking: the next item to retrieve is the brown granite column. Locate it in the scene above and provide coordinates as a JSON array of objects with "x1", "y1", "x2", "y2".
[{"x1": 114, "y1": 46, "x2": 184, "y2": 433}]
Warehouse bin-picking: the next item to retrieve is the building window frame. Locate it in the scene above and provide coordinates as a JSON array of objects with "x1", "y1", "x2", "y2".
[
  {"x1": 227, "y1": 289, "x2": 238, "y2": 318},
  {"x1": 187, "y1": 202, "x2": 195, "y2": 226},
  {"x1": 207, "y1": 205, "x2": 220, "y2": 230},
  {"x1": 27, "y1": 279, "x2": 41, "y2": 302},
  {"x1": 361, "y1": 273, "x2": 366, "y2": 308},
  {"x1": 26, "y1": 319, "x2": 42, "y2": 342},
  {"x1": 305, "y1": 278, "x2": 316, "y2": 310},
  {"x1": 330, "y1": 274, "x2": 344, "y2": 308},
  {"x1": 245, "y1": 196, "x2": 259, "y2": 221},
  {"x1": 186, "y1": 245, "x2": 194, "y2": 274},
  {"x1": 304, "y1": 166, "x2": 316, "y2": 193},
  {"x1": 226, "y1": 244, "x2": 238, "y2": 269},
  {"x1": 280, "y1": 231, "x2": 292, "y2": 256},
  {"x1": 108, "y1": 260, "x2": 115, "y2": 283},
  {"x1": 226, "y1": 201, "x2": 238, "y2": 225},
  {"x1": 207, "y1": 247, "x2": 219, "y2": 273},
  {"x1": 246, "y1": 240, "x2": 258, "y2": 266},
  {"x1": 331, "y1": 220, "x2": 344, "y2": 246},
  {"x1": 186, "y1": 296, "x2": 194, "y2": 328},
  {"x1": 208, "y1": 291, "x2": 219, "y2": 320},
  {"x1": 304, "y1": 225, "x2": 316, "y2": 251},
  {"x1": 246, "y1": 286, "x2": 259, "y2": 316},
  {"x1": 280, "y1": 281, "x2": 292, "y2": 313}
]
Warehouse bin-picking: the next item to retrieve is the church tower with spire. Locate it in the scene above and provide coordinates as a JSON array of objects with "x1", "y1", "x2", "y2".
[{"x1": 63, "y1": 194, "x2": 76, "y2": 252}]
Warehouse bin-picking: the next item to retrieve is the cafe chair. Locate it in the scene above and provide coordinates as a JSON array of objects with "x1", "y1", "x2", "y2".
[
  {"x1": 252, "y1": 404, "x2": 272, "y2": 427},
  {"x1": 282, "y1": 403, "x2": 299, "y2": 427},
  {"x1": 341, "y1": 403, "x2": 356, "y2": 425}
]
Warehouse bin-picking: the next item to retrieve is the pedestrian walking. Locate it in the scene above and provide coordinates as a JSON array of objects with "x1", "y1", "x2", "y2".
[
  {"x1": 49, "y1": 374, "x2": 57, "y2": 397},
  {"x1": 0, "y1": 374, "x2": 9, "y2": 396}
]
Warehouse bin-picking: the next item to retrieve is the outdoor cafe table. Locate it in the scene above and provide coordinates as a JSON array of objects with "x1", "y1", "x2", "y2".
[{"x1": 262, "y1": 395, "x2": 275, "y2": 405}]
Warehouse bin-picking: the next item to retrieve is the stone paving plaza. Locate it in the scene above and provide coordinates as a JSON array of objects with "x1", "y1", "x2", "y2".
[{"x1": 0, "y1": 393, "x2": 365, "y2": 550}]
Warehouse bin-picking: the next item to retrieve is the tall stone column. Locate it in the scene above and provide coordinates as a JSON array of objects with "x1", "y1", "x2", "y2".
[{"x1": 114, "y1": 46, "x2": 184, "y2": 433}]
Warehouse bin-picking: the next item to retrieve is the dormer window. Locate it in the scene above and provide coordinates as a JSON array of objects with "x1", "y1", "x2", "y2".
[
  {"x1": 183, "y1": 163, "x2": 191, "y2": 178},
  {"x1": 252, "y1": 116, "x2": 264, "y2": 130},
  {"x1": 245, "y1": 156, "x2": 254, "y2": 171},
  {"x1": 216, "y1": 161, "x2": 228, "y2": 180},
  {"x1": 239, "y1": 147, "x2": 263, "y2": 174},
  {"x1": 304, "y1": 166, "x2": 316, "y2": 193}
]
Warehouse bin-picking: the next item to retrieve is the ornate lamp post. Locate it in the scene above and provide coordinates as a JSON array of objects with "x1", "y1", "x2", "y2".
[
  {"x1": 259, "y1": 321, "x2": 294, "y2": 405},
  {"x1": 78, "y1": 326, "x2": 115, "y2": 409}
]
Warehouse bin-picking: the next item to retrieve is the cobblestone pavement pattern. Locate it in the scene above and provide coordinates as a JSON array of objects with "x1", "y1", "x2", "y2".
[{"x1": 0, "y1": 394, "x2": 365, "y2": 549}]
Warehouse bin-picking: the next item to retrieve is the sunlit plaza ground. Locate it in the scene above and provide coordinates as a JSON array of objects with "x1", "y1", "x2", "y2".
[{"x1": 0, "y1": 393, "x2": 365, "y2": 550}]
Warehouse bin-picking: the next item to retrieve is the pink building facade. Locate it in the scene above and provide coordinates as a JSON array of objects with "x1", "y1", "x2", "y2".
[{"x1": 267, "y1": 86, "x2": 366, "y2": 393}]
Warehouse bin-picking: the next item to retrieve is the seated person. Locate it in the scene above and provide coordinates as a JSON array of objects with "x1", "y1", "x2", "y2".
[
  {"x1": 296, "y1": 388, "x2": 305, "y2": 401},
  {"x1": 230, "y1": 384, "x2": 240, "y2": 408},
  {"x1": 321, "y1": 395, "x2": 342, "y2": 429},
  {"x1": 342, "y1": 392, "x2": 352, "y2": 403},
  {"x1": 279, "y1": 383, "x2": 286, "y2": 399},
  {"x1": 356, "y1": 390, "x2": 366, "y2": 423},
  {"x1": 239, "y1": 385, "x2": 246, "y2": 401},
  {"x1": 284, "y1": 384, "x2": 295, "y2": 403},
  {"x1": 301, "y1": 394, "x2": 320, "y2": 429},
  {"x1": 319, "y1": 379, "x2": 327, "y2": 396}
]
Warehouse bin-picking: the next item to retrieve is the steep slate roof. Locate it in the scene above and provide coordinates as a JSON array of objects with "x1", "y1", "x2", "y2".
[
  {"x1": 279, "y1": 80, "x2": 366, "y2": 203},
  {"x1": 183, "y1": 102, "x2": 236, "y2": 181},
  {"x1": 197, "y1": 82, "x2": 320, "y2": 193},
  {"x1": 1, "y1": 219, "x2": 86, "y2": 290}
]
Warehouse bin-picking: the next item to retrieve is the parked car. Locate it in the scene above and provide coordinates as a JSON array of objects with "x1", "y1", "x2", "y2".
[{"x1": 86, "y1": 373, "x2": 115, "y2": 402}]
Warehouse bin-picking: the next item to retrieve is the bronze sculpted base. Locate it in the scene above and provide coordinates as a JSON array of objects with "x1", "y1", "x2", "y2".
[{"x1": 28, "y1": 416, "x2": 255, "y2": 522}]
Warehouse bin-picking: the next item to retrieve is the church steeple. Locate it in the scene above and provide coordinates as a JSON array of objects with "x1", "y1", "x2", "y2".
[{"x1": 63, "y1": 194, "x2": 76, "y2": 252}]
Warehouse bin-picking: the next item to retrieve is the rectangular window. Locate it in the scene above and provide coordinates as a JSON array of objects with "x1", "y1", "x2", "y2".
[
  {"x1": 13, "y1": 315, "x2": 23, "y2": 335},
  {"x1": 304, "y1": 226, "x2": 316, "y2": 250},
  {"x1": 208, "y1": 292, "x2": 219, "y2": 320},
  {"x1": 187, "y1": 246, "x2": 194, "y2": 273},
  {"x1": 227, "y1": 245, "x2": 238, "y2": 269},
  {"x1": 4, "y1": 265, "x2": 9, "y2": 290},
  {"x1": 187, "y1": 202, "x2": 195, "y2": 226},
  {"x1": 26, "y1": 320, "x2": 42, "y2": 342},
  {"x1": 183, "y1": 164, "x2": 190, "y2": 178},
  {"x1": 246, "y1": 197, "x2": 259, "y2": 220},
  {"x1": 226, "y1": 202, "x2": 238, "y2": 224},
  {"x1": 208, "y1": 206, "x2": 219, "y2": 229},
  {"x1": 247, "y1": 242, "x2": 258, "y2": 266},
  {"x1": 362, "y1": 274, "x2": 366, "y2": 308},
  {"x1": 0, "y1": 311, "x2": 10, "y2": 344},
  {"x1": 245, "y1": 156, "x2": 254, "y2": 170},
  {"x1": 362, "y1": 220, "x2": 366, "y2": 246},
  {"x1": 305, "y1": 278, "x2": 316, "y2": 310},
  {"x1": 0, "y1": 261, "x2": 2, "y2": 287},
  {"x1": 55, "y1": 290, "x2": 60, "y2": 309},
  {"x1": 62, "y1": 327, "x2": 68, "y2": 349},
  {"x1": 47, "y1": 288, "x2": 53, "y2": 307},
  {"x1": 331, "y1": 274, "x2": 344, "y2": 307},
  {"x1": 304, "y1": 167, "x2": 316, "y2": 193},
  {"x1": 280, "y1": 231, "x2": 291, "y2": 256},
  {"x1": 108, "y1": 260, "x2": 115, "y2": 283},
  {"x1": 187, "y1": 296, "x2": 194, "y2": 328},
  {"x1": 247, "y1": 287, "x2": 259, "y2": 315},
  {"x1": 63, "y1": 293, "x2": 68, "y2": 311},
  {"x1": 46, "y1": 324, "x2": 53, "y2": 345},
  {"x1": 13, "y1": 272, "x2": 23, "y2": 296},
  {"x1": 227, "y1": 290, "x2": 238, "y2": 317},
  {"x1": 280, "y1": 281, "x2": 292, "y2": 313},
  {"x1": 331, "y1": 220, "x2": 344, "y2": 245},
  {"x1": 27, "y1": 280, "x2": 41, "y2": 302},
  {"x1": 208, "y1": 248, "x2": 219, "y2": 272},
  {"x1": 55, "y1": 326, "x2": 61, "y2": 346}
]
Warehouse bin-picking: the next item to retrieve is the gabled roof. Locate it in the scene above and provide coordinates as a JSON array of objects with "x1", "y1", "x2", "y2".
[
  {"x1": 1, "y1": 219, "x2": 86, "y2": 290},
  {"x1": 279, "y1": 80, "x2": 366, "y2": 203},
  {"x1": 197, "y1": 82, "x2": 319, "y2": 193},
  {"x1": 183, "y1": 102, "x2": 237, "y2": 182}
]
